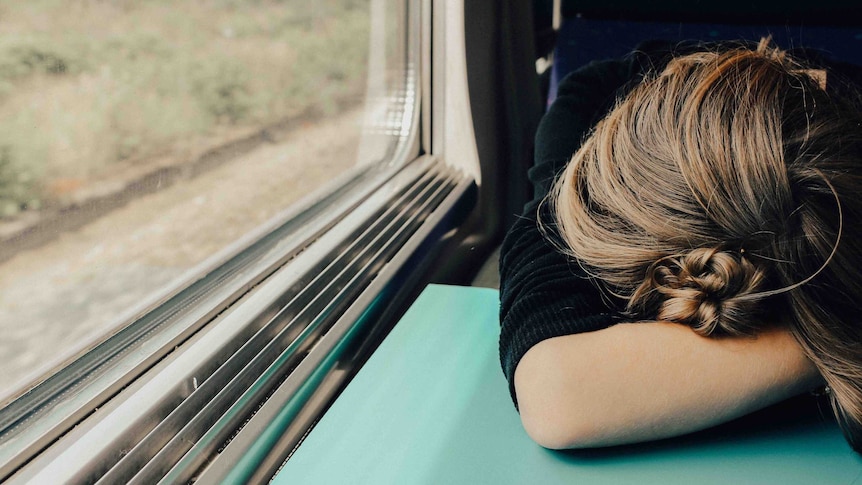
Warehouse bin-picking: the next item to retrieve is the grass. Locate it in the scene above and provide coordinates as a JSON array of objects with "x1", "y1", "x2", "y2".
[{"x1": 0, "y1": 0, "x2": 370, "y2": 216}]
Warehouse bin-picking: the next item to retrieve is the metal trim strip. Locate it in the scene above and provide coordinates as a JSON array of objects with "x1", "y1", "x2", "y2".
[
  {"x1": 194, "y1": 175, "x2": 474, "y2": 485},
  {"x1": 97, "y1": 169, "x2": 454, "y2": 484}
]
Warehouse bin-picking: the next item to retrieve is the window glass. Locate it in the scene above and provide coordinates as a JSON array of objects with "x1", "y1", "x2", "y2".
[{"x1": 0, "y1": 0, "x2": 415, "y2": 394}]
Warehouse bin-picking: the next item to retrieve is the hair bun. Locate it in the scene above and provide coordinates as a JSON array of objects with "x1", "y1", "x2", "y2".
[{"x1": 632, "y1": 247, "x2": 767, "y2": 336}]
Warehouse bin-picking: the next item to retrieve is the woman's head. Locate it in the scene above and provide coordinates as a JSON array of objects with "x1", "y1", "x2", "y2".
[{"x1": 549, "y1": 39, "x2": 862, "y2": 451}]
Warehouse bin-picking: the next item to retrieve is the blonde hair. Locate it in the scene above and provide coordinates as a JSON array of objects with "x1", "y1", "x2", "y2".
[{"x1": 548, "y1": 39, "x2": 862, "y2": 451}]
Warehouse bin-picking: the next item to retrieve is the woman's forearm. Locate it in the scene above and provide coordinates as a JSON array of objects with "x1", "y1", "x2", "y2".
[{"x1": 514, "y1": 322, "x2": 823, "y2": 450}]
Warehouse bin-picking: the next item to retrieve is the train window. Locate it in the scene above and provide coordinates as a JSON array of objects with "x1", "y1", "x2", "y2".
[
  {"x1": 0, "y1": 0, "x2": 413, "y2": 395},
  {"x1": 0, "y1": 0, "x2": 479, "y2": 482}
]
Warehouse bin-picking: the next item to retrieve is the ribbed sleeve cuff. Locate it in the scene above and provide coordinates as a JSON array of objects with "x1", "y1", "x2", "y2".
[{"x1": 499, "y1": 293, "x2": 617, "y2": 409}]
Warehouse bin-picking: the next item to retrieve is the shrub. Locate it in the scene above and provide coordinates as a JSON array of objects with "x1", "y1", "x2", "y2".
[
  {"x1": 0, "y1": 0, "x2": 370, "y2": 214},
  {"x1": 0, "y1": 145, "x2": 40, "y2": 218}
]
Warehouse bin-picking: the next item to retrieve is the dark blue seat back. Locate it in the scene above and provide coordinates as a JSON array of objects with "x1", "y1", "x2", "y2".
[{"x1": 549, "y1": 17, "x2": 862, "y2": 104}]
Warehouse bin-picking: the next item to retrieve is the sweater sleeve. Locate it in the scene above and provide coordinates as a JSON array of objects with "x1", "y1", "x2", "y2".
[{"x1": 498, "y1": 54, "x2": 655, "y2": 408}]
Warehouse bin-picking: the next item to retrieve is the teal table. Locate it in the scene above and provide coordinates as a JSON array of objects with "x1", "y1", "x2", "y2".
[{"x1": 274, "y1": 284, "x2": 862, "y2": 484}]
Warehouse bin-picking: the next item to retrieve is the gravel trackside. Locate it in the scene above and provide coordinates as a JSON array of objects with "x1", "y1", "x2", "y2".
[{"x1": 0, "y1": 108, "x2": 361, "y2": 394}]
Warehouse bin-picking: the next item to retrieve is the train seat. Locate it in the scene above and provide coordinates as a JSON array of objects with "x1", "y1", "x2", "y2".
[{"x1": 549, "y1": 17, "x2": 862, "y2": 104}]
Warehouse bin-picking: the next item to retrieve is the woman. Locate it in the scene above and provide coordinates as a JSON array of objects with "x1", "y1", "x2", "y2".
[{"x1": 499, "y1": 39, "x2": 862, "y2": 452}]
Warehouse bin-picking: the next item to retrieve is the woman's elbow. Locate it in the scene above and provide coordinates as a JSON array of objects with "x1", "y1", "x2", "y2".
[
  {"x1": 514, "y1": 340, "x2": 605, "y2": 450},
  {"x1": 519, "y1": 406, "x2": 601, "y2": 450}
]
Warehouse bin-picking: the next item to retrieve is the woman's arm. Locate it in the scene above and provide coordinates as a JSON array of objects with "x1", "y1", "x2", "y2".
[{"x1": 514, "y1": 321, "x2": 823, "y2": 449}]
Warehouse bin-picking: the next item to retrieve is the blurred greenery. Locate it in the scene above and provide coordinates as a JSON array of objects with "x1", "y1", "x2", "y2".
[{"x1": 0, "y1": 0, "x2": 370, "y2": 216}]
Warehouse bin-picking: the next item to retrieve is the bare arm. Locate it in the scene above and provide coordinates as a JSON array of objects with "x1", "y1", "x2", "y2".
[{"x1": 514, "y1": 321, "x2": 823, "y2": 449}]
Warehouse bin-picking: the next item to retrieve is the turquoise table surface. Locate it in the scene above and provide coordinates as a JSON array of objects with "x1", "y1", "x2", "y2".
[{"x1": 273, "y1": 284, "x2": 862, "y2": 484}]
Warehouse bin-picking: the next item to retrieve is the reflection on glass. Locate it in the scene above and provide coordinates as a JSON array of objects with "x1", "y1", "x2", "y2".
[
  {"x1": 0, "y1": 0, "x2": 413, "y2": 395},
  {"x1": 357, "y1": 0, "x2": 414, "y2": 166}
]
